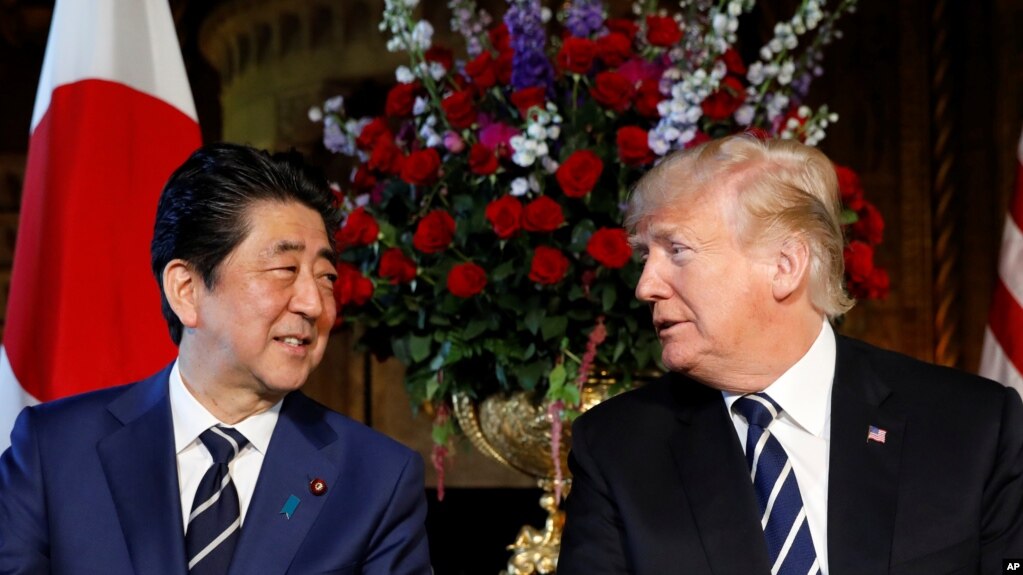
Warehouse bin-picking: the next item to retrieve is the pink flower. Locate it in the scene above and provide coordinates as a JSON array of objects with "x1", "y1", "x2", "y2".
[
  {"x1": 443, "y1": 132, "x2": 465, "y2": 154},
  {"x1": 479, "y1": 122, "x2": 519, "y2": 158}
]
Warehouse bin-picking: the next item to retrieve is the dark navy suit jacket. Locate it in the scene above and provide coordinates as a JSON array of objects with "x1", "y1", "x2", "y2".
[
  {"x1": 0, "y1": 364, "x2": 432, "y2": 574},
  {"x1": 559, "y1": 336, "x2": 1023, "y2": 575}
]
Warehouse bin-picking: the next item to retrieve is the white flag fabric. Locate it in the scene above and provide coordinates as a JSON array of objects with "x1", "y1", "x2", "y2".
[
  {"x1": 980, "y1": 125, "x2": 1023, "y2": 396},
  {"x1": 0, "y1": 0, "x2": 201, "y2": 451}
]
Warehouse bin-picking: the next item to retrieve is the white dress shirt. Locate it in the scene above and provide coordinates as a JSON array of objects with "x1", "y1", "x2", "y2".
[
  {"x1": 169, "y1": 360, "x2": 282, "y2": 533},
  {"x1": 722, "y1": 320, "x2": 835, "y2": 575}
]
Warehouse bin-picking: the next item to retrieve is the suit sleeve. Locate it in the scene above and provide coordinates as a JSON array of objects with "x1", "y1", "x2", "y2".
[
  {"x1": 0, "y1": 407, "x2": 51, "y2": 575},
  {"x1": 361, "y1": 451, "x2": 431, "y2": 575},
  {"x1": 980, "y1": 386, "x2": 1023, "y2": 573},
  {"x1": 559, "y1": 419, "x2": 633, "y2": 575}
]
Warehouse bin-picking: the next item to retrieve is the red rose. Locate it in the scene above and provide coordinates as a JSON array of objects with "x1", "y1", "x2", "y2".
[
  {"x1": 722, "y1": 48, "x2": 747, "y2": 76},
  {"x1": 335, "y1": 207, "x2": 379, "y2": 249},
  {"x1": 605, "y1": 18, "x2": 638, "y2": 42},
  {"x1": 424, "y1": 46, "x2": 454, "y2": 73},
  {"x1": 447, "y1": 262, "x2": 487, "y2": 298},
  {"x1": 356, "y1": 117, "x2": 392, "y2": 151},
  {"x1": 465, "y1": 52, "x2": 497, "y2": 91},
  {"x1": 385, "y1": 82, "x2": 419, "y2": 118},
  {"x1": 368, "y1": 139, "x2": 404, "y2": 175},
  {"x1": 701, "y1": 76, "x2": 746, "y2": 121},
  {"x1": 616, "y1": 126, "x2": 655, "y2": 166},
  {"x1": 351, "y1": 164, "x2": 377, "y2": 190},
  {"x1": 510, "y1": 86, "x2": 547, "y2": 119},
  {"x1": 864, "y1": 267, "x2": 890, "y2": 299},
  {"x1": 634, "y1": 79, "x2": 663, "y2": 118},
  {"x1": 442, "y1": 90, "x2": 477, "y2": 130},
  {"x1": 469, "y1": 143, "x2": 499, "y2": 176},
  {"x1": 522, "y1": 196, "x2": 565, "y2": 232},
  {"x1": 590, "y1": 71, "x2": 636, "y2": 113},
  {"x1": 401, "y1": 148, "x2": 441, "y2": 186},
  {"x1": 586, "y1": 227, "x2": 633, "y2": 269},
  {"x1": 490, "y1": 23, "x2": 510, "y2": 52},
  {"x1": 529, "y1": 246, "x2": 570, "y2": 285},
  {"x1": 852, "y1": 202, "x2": 884, "y2": 246},
  {"x1": 334, "y1": 262, "x2": 373, "y2": 307},
  {"x1": 378, "y1": 248, "x2": 417, "y2": 284},
  {"x1": 843, "y1": 240, "x2": 875, "y2": 283},
  {"x1": 596, "y1": 32, "x2": 633, "y2": 68},
  {"x1": 413, "y1": 209, "x2": 456, "y2": 254},
  {"x1": 835, "y1": 164, "x2": 865, "y2": 211},
  {"x1": 645, "y1": 15, "x2": 682, "y2": 47},
  {"x1": 556, "y1": 150, "x2": 604, "y2": 198},
  {"x1": 495, "y1": 50, "x2": 514, "y2": 86},
  {"x1": 557, "y1": 37, "x2": 598, "y2": 75},
  {"x1": 485, "y1": 195, "x2": 523, "y2": 239}
]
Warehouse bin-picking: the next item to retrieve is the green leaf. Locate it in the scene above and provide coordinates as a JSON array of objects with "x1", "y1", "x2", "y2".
[
  {"x1": 601, "y1": 284, "x2": 617, "y2": 312},
  {"x1": 524, "y1": 307, "x2": 545, "y2": 335},
  {"x1": 464, "y1": 318, "x2": 488, "y2": 339},
  {"x1": 541, "y1": 315, "x2": 568, "y2": 341},
  {"x1": 548, "y1": 363, "x2": 567, "y2": 390},
  {"x1": 392, "y1": 337, "x2": 412, "y2": 365},
  {"x1": 570, "y1": 219, "x2": 597, "y2": 252},
  {"x1": 491, "y1": 260, "x2": 516, "y2": 282},
  {"x1": 409, "y1": 334, "x2": 432, "y2": 363},
  {"x1": 425, "y1": 374, "x2": 440, "y2": 400},
  {"x1": 840, "y1": 208, "x2": 859, "y2": 226}
]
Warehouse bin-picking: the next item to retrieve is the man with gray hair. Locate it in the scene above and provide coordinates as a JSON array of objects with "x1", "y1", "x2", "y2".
[{"x1": 559, "y1": 134, "x2": 1023, "y2": 574}]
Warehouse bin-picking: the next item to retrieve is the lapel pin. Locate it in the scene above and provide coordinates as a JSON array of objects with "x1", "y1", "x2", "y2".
[
  {"x1": 867, "y1": 425, "x2": 888, "y2": 444},
  {"x1": 280, "y1": 494, "x2": 301, "y2": 519},
  {"x1": 309, "y1": 477, "x2": 327, "y2": 496}
]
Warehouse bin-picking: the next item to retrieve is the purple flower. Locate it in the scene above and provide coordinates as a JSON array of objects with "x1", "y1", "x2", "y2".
[
  {"x1": 504, "y1": 0, "x2": 553, "y2": 90},
  {"x1": 564, "y1": 0, "x2": 604, "y2": 38}
]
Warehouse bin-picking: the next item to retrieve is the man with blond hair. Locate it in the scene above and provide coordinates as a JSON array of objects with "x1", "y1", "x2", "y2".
[{"x1": 559, "y1": 134, "x2": 1023, "y2": 574}]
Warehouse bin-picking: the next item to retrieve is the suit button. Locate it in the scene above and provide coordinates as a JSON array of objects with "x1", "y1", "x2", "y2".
[{"x1": 309, "y1": 478, "x2": 327, "y2": 496}]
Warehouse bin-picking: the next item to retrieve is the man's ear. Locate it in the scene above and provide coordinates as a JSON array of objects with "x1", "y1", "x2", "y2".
[
  {"x1": 163, "y1": 259, "x2": 200, "y2": 329},
  {"x1": 772, "y1": 235, "x2": 811, "y2": 301}
]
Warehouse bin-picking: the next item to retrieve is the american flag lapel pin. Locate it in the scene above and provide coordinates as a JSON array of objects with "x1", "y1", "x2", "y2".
[{"x1": 867, "y1": 425, "x2": 887, "y2": 444}]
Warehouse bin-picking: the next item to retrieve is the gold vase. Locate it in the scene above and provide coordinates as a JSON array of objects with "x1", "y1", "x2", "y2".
[{"x1": 452, "y1": 371, "x2": 618, "y2": 575}]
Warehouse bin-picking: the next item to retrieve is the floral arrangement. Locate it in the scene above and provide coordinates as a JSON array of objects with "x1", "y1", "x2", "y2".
[{"x1": 312, "y1": 0, "x2": 887, "y2": 493}]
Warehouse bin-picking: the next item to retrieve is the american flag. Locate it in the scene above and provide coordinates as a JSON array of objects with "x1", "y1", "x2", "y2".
[{"x1": 867, "y1": 425, "x2": 887, "y2": 444}]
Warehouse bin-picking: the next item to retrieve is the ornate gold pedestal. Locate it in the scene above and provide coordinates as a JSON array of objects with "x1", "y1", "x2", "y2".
[{"x1": 452, "y1": 373, "x2": 616, "y2": 575}]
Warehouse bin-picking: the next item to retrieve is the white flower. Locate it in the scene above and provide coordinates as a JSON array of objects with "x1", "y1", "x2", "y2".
[
  {"x1": 396, "y1": 66, "x2": 415, "y2": 84},
  {"x1": 542, "y1": 156, "x2": 559, "y2": 174},
  {"x1": 510, "y1": 177, "x2": 529, "y2": 196},
  {"x1": 413, "y1": 96, "x2": 429, "y2": 115},
  {"x1": 307, "y1": 106, "x2": 323, "y2": 122},
  {"x1": 411, "y1": 20, "x2": 434, "y2": 50},
  {"x1": 734, "y1": 105, "x2": 754, "y2": 125},
  {"x1": 429, "y1": 61, "x2": 447, "y2": 81},
  {"x1": 324, "y1": 95, "x2": 344, "y2": 113}
]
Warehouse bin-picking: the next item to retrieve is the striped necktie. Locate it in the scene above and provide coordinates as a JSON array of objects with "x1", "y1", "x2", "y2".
[
  {"x1": 186, "y1": 425, "x2": 249, "y2": 574},
  {"x1": 733, "y1": 393, "x2": 820, "y2": 575}
]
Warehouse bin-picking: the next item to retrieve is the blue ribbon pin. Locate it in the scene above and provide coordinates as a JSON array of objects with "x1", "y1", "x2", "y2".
[{"x1": 280, "y1": 495, "x2": 301, "y2": 519}]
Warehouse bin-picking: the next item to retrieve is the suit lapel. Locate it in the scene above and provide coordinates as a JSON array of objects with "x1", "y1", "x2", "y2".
[
  {"x1": 228, "y1": 392, "x2": 340, "y2": 575},
  {"x1": 97, "y1": 366, "x2": 188, "y2": 575},
  {"x1": 667, "y1": 376, "x2": 773, "y2": 574},
  {"x1": 827, "y1": 337, "x2": 905, "y2": 575}
]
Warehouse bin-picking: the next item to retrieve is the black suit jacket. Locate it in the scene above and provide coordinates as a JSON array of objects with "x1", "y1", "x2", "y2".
[{"x1": 559, "y1": 336, "x2": 1023, "y2": 575}]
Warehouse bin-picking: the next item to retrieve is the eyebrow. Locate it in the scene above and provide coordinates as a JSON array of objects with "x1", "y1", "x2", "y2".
[{"x1": 263, "y1": 240, "x2": 337, "y2": 263}]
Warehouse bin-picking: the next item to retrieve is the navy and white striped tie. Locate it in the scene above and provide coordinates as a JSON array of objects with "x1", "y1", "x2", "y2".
[
  {"x1": 186, "y1": 425, "x2": 249, "y2": 574},
  {"x1": 733, "y1": 393, "x2": 820, "y2": 575}
]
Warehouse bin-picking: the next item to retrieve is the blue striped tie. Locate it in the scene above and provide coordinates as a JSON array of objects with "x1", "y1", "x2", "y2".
[
  {"x1": 733, "y1": 393, "x2": 820, "y2": 575},
  {"x1": 185, "y1": 425, "x2": 249, "y2": 574}
]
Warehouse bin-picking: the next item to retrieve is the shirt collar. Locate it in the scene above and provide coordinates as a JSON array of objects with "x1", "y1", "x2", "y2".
[
  {"x1": 722, "y1": 319, "x2": 836, "y2": 437},
  {"x1": 169, "y1": 359, "x2": 282, "y2": 455}
]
